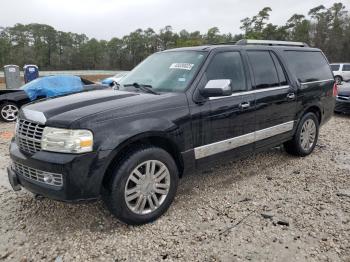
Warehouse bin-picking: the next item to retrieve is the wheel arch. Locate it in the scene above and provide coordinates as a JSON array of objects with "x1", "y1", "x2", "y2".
[
  {"x1": 101, "y1": 132, "x2": 184, "y2": 190},
  {"x1": 304, "y1": 105, "x2": 322, "y2": 125},
  {"x1": 0, "y1": 100, "x2": 19, "y2": 106},
  {"x1": 334, "y1": 75, "x2": 343, "y2": 80}
]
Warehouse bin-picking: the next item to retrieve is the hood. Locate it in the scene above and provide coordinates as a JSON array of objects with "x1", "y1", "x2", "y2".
[
  {"x1": 0, "y1": 89, "x2": 23, "y2": 95},
  {"x1": 0, "y1": 89, "x2": 27, "y2": 101},
  {"x1": 20, "y1": 89, "x2": 186, "y2": 127}
]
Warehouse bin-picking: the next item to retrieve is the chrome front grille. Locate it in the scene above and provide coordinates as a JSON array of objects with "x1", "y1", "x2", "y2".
[
  {"x1": 13, "y1": 162, "x2": 63, "y2": 187},
  {"x1": 16, "y1": 119, "x2": 45, "y2": 154}
]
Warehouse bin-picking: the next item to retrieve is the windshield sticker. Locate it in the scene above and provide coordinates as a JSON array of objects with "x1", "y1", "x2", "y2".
[
  {"x1": 169, "y1": 63, "x2": 194, "y2": 71},
  {"x1": 178, "y1": 78, "x2": 186, "y2": 82}
]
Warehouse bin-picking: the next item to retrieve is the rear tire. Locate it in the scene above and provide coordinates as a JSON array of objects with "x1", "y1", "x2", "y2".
[
  {"x1": 284, "y1": 112, "x2": 319, "y2": 157},
  {"x1": 103, "y1": 146, "x2": 179, "y2": 225},
  {"x1": 0, "y1": 102, "x2": 19, "y2": 122}
]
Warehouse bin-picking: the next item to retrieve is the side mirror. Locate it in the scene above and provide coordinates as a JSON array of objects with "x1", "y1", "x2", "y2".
[{"x1": 200, "y1": 79, "x2": 232, "y2": 98}]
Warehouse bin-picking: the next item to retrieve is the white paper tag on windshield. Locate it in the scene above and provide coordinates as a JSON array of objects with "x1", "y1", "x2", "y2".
[{"x1": 169, "y1": 63, "x2": 194, "y2": 71}]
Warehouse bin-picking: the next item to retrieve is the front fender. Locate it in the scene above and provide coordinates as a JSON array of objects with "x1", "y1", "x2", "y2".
[{"x1": 96, "y1": 117, "x2": 183, "y2": 152}]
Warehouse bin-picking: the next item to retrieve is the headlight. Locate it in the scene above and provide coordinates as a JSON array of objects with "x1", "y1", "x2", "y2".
[{"x1": 41, "y1": 127, "x2": 93, "y2": 153}]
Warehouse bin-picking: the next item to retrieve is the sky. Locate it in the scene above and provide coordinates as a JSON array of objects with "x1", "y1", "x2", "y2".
[{"x1": 0, "y1": 0, "x2": 345, "y2": 40}]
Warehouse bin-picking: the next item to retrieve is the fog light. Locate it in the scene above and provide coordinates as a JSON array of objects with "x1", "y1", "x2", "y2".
[{"x1": 43, "y1": 174, "x2": 54, "y2": 184}]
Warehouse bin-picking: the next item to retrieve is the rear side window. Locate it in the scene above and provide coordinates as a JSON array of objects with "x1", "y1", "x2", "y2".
[
  {"x1": 205, "y1": 51, "x2": 246, "y2": 92},
  {"x1": 284, "y1": 51, "x2": 333, "y2": 83},
  {"x1": 247, "y1": 51, "x2": 280, "y2": 89},
  {"x1": 330, "y1": 64, "x2": 340, "y2": 71},
  {"x1": 343, "y1": 64, "x2": 350, "y2": 71}
]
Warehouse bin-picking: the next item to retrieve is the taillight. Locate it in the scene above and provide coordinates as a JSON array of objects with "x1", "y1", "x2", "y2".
[{"x1": 333, "y1": 82, "x2": 338, "y2": 97}]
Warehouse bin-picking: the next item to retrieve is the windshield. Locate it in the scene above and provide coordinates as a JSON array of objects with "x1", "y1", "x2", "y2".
[{"x1": 119, "y1": 51, "x2": 207, "y2": 92}]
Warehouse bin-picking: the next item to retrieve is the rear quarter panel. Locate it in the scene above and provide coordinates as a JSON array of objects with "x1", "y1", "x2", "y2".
[{"x1": 279, "y1": 48, "x2": 335, "y2": 126}]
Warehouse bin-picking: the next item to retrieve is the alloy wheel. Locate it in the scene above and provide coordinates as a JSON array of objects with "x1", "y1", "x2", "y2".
[
  {"x1": 124, "y1": 160, "x2": 171, "y2": 215},
  {"x1": 1, "y1": 104, "x2": 18, "y2": 121},
  {"x1": 300, "y1": 119, "x2": 316, "y2": 151}
]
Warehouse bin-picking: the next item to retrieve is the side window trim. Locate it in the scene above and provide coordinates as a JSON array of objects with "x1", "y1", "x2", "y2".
[
  {"x1": 210, "y1": 85, "x2": 290, "y2": 100},
  {"x1": 300, "y1": 79, "x2": 335, "y2": 85}
]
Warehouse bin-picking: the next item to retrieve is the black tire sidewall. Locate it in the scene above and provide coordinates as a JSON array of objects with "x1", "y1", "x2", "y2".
[
  {"x1": 0, "y1": 102, "x2": 18, "y2": 122},
  {"x1": 296, "y1": 113, "x2": 319, "y2": 156},
  {"x1": 106, "y1": 147, "x2": 179, "y2": 225}
]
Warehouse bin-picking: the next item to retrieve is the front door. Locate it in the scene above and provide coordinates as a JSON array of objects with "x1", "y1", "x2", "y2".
[{"x1": 191, "y1": 51, "x2": 256, "y2": 160}]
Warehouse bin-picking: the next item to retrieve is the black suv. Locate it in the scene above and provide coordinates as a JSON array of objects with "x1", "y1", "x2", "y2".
[{"x1": 8, "y1": 40, "x2": 336, "y2": 225}]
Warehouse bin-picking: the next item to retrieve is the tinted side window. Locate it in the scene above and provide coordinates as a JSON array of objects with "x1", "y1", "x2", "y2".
[
  {"x1": 284, "y1": 51, "x2": 333, "y2": 82},
  {"x1": 343, "y1": 65, "x2": 350, "y2": 71},
  {"x1": 247, "y1": 51, "x2": 279, "y2": 89},
  {"x1": 330, "y1": 64, "x2": 340, "y2": 71},
  {"x1": 271, "y1": 52, "x2": 288, "y2": 86},
  {"x1": 206, "y1": 52, "x2": 246, "y2": 92}
]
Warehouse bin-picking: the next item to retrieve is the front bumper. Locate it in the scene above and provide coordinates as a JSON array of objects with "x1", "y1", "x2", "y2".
[
  {"x1": 8, "y1": 139, "x2": 112, "y2": 201},
  {"x1": 335, "y1": 98, "x2": 350, "y2": 114}
]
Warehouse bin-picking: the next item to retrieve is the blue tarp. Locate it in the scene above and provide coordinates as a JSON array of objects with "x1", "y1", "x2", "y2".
[{"x1": 21, "y1": 75, "x2": 84, "y2": 101}]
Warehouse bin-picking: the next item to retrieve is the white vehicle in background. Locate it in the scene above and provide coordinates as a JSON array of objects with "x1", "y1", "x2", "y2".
[
  {"x1": 330, "y1": 63, "x2": 350, "y2": 84},
  {"x1": 101, "y1": 71, "x2": 129, "y2": 87}
]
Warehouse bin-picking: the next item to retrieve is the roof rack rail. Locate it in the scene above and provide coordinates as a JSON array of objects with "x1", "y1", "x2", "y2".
[
  {"x1": 211, "y1": 41, "x2": 237, "y2": 45},
  {"x1": 236, "y1": 39, "x2": 308, "y2": 47}
]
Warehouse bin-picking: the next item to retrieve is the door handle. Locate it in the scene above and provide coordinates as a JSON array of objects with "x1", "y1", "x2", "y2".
[
  {"x1": 239, "y1": 102, "x2": 250, "y2": 109},
  {"x1": 287, "y1": 93, "x2": 295, "y2": 100}
]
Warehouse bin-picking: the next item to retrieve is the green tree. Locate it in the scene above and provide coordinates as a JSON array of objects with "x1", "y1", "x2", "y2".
[
  {"x1": 0, "y1": 2, "x2": 350, "y2": 70},
  {"x1": 286, "y1": 14, "x2": 310, "y2": 43}
]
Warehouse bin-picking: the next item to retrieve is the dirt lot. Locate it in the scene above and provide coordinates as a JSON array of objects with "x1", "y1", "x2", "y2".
[{"x1": 0, "y1": 115, "x2": 350, "y2": 262}]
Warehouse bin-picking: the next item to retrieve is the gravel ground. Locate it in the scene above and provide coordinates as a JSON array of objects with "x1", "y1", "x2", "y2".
[{"x1": 0, "y1": 115, "x2": 350, "y2": 262}]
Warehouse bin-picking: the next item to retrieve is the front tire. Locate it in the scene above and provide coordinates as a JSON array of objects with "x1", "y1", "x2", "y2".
[
  {"x1": 0, "y1": 102, "x2": 19, "y2": 122},
  {"x1": 284, "y1": 112, "x2": 319, "y2": 157},
  {"x1": 103, "y1": 146, "x2": 179, "y2": 225}
]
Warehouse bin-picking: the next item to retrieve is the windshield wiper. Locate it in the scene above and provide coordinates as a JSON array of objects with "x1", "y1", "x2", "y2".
[{"x1": 123, "y1": 83, "x2": 159, "y2": 95}]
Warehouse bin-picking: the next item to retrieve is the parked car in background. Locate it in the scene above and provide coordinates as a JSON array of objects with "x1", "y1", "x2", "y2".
[
  {"x1": 101, "y1": 71, "x2": 129, "y2": 86},
  {"x1": 0, "y1": 75, "x2": 105, "y2": 122},
  {"x1": 330, "y1": 63, "x2": 350, "y2": 84},
  {"x1": 335, "y1": 82, "x2": 350, "y2": 114},
  {"x1": 8, "y1": 40, "x2": 336, "y2": 225}
]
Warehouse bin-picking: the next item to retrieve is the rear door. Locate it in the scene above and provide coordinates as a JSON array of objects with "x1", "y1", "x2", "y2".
[{"x1": 246, "y1": 50, "x2": 297, "y2": 149}]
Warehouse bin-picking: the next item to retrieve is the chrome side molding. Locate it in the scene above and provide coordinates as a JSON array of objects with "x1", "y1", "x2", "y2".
[
  {"x1": 210, "y1": 85, "x2": 290, "y2": 100},
  {"x1": 301, "y1": 79, "x2": 334, "y2": 85},
  {"x1": 194, "y1": 121, "x2": 294, "y2": 159}
]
